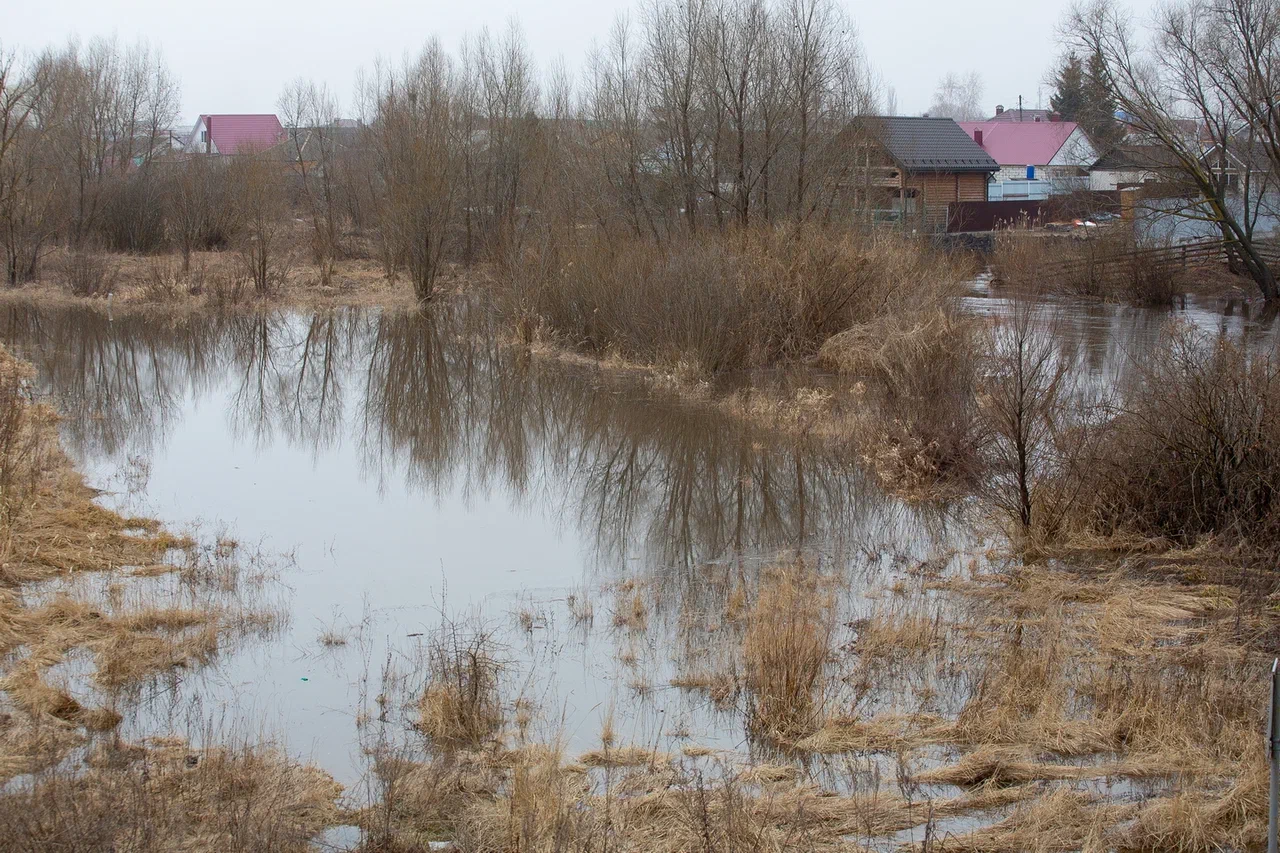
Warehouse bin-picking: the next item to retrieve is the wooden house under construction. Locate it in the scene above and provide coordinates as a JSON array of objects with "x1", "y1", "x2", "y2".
[{"x1": 834, "y1": 116, "x2": 1000, "y2": 229}]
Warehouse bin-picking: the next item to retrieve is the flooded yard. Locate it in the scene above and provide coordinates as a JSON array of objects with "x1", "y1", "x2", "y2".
[{"x1": 1, "y1": 293, "x2": 1277, "y2": 849}]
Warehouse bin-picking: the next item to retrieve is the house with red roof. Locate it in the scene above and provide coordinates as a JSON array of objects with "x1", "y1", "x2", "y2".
[
  {"x1": 186, "y1": 114, "x2": 285, "y2": 155},
  {"x1": 957, "y1": 119, "x2": 1098, "y2": 191}
]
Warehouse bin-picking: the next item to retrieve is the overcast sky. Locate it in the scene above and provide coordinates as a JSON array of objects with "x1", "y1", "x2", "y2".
[{"x1": 10, "y1": 0, "x2": 1159, "y2": 129}]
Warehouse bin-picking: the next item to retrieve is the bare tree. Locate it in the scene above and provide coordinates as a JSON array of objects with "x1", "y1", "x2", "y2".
[
  {"x1": 928, "y1": 71, "x2": 985, "y2": 121},
  {"x1": 165, "y1": 154, "x2": 236, "y2": 273},
  {"x1": 1066, "y1": 0, "x2": 1279, "y2": 301},
  {"x1": 368, "y1": 41, "x2": 461, "y2": 302},
  {"x1": 981, "y1": 297, "x2": 1073, "y2": 534},
  {"x1": 644, "y1": 0, "x2": 711, "y2": 231},
  {"x1": 1, "y1": 48, "x2": 63, "y2": 284},
  {"x1": 230, "y1": 151, "x2": 289, "y2": 296},
  {"x1": 583, "y1": 17, "x2": 661, "y2": 239},
  {"x1": 279, "y1": 78, "x2": 342, "y2": 284}
]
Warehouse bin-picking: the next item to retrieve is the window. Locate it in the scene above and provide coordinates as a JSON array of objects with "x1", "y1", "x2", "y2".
[{"x1": 201, "y1": 130, "x2": 207, "y2": 143}]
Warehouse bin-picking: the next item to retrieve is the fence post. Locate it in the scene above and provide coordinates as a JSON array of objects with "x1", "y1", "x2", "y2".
[{"x1": 1270, "y1": 657, "x2": 1279, "y2": 853}]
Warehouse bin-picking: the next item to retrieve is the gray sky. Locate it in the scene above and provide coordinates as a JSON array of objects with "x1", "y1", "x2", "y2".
[{"x1": 10, "y1": 0, "x2": 1158, "y2": 129}]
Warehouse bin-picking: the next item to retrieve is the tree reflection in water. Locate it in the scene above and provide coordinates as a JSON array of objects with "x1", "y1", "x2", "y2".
[{"x1": 0, "y1": 302, "x2": 955, "y2": 596}]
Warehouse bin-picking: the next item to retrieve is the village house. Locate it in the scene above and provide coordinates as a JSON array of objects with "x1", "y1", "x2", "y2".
[
  {"x1": 185, "y1": 114, "x2": 285, "y2": 155},
  {"x1": 958, "y1": 118, "x2": 1097, "y2": 197},
  {"x1": 836, "y1": 116, "x2": 1000, "y2": 229},
  {"x1": 986, "y1": 104, "x2": 1054, "y2": 123}
]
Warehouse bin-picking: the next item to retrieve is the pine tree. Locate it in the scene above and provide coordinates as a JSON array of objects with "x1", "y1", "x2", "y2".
[
  {"x1": 1081, "y1": 49, "x2": 1124, "y2": 149},
  {"x1": 1049, "y1": 54, "x2": 1086, "y2": 122}
]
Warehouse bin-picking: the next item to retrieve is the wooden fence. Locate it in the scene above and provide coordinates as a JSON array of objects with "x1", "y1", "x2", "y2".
[{"x1": 1054, "y1": 236, "x2": 1280, "y2": 283}]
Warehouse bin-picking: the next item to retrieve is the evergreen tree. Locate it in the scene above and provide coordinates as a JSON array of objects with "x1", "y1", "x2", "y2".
[
  {"x1": 1049, "y1": 54, "x2": 1086, "y2": 122},
  {"x1": 1081, "y1": 49, "x2": 1124, "y2": 148}
]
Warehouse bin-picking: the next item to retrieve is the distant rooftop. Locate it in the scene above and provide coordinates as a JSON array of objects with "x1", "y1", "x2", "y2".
[
  {"x1": 855, "y1": 116, "x2": 1000, "y2": 173},
  {"x1": 959, "y1": 120, "x2": 1082, "y2": 166},
  {"x1": 988, "y1": 106, "x2": 1055, "y2": 123},
  {"x1": 191, "y1": 114, "x2": 285, "y2": 155}
]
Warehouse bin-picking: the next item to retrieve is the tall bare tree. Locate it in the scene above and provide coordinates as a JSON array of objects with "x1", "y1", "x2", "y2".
[
  {"x1": 368, "y1": 41, "x2": 461, "y2": 302},
  {"x1": 279, "y1": 78, "x2": 342, "y2": 284},
  {"x1": 1066, "y1": 0, "x2": 1279, "y2": 301}
]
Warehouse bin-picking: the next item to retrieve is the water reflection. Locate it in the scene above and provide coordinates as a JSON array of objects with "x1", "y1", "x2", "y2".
[{"x1": 0, "y1": 304, "x2": 914, "y2": 578}]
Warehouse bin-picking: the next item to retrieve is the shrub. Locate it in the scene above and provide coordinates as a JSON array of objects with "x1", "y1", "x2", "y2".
[
  {"x1": 1073, "y1": 324, "x2": 1280, "y2": 548},
  {"x1": 500, "y1": 227, "x2": 971, "y2": 376},
  {"x1": 992, "y1": 230, "x2": 1181, "y2": 306},
  {"x1": 417, "y1": 622, "x2": 503, "y2": 750},
  {"x1": 63, "y1": 249, "x2": 119, "y2": 297}
]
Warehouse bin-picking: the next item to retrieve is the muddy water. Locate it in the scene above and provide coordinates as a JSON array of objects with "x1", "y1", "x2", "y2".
[{"x1": 0, "y1": 295, "x2": 1274, "y2": 794}]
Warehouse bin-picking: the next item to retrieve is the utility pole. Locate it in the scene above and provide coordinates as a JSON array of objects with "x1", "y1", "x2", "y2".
[{"x1": 1270, "y1": 658, "x2": 1279, "y2": 853}]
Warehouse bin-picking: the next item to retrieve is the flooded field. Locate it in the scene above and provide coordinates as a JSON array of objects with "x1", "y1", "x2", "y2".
[{"x1": 1, "y1": 292, "x2": 1277, "y2": 849}]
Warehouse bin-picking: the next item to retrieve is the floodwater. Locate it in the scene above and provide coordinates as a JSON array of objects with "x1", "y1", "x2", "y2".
[{"x1": 0, "y1": 291, "x2": 1276, "y2": 800}]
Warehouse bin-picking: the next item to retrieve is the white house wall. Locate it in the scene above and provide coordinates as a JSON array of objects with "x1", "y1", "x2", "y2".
[
  {"x1": 1048, "y1": 127, "x2": 1098, "y2": 169},
  {"x1": 185, "y1": 117, "x2": 218, "y2": 154}
]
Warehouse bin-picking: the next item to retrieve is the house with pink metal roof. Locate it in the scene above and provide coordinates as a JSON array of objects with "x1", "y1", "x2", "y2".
[
  {"x1": 957, "y1": 119, "x2": 1098, "y2": 189},
  {"x1": 186, "y1": 114, "x2": 285, "y2": 155}
]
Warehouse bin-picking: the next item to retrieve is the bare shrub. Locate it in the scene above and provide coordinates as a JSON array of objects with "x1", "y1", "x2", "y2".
[
  {"x1": 502, "y1": 227, "x2": 969, "y2": 376},
  {"x1": 229, "y1": 153, "x2": 291, "y2": 296},
  {"x1": 417, "y1": 620, "x2": 504, "y2": 750},
  {"x1": 207, "y1": 269, "x2": 250, "y2": 307},
  {"x1": 96, "y1": 174, "x2": 167, "y2": 254},
  {"x1": 1072, "y1": 324, "x2": 1280, "y2": 549},
  {"x1": 992, "y1": 230, "x2": 1181, "y2": 305},
  {"x1": 164, "y1": 156, "x2": 239, "y2": 271},
  {"x1": 141, "y1": 256, "x2": 184, "y2": 302},
  {"x1": 63, "y1": 248, "x2": 119, "y2": 297},
  {"x1": 978, "y1": 297, "x2": 1076, "y2": 536}
]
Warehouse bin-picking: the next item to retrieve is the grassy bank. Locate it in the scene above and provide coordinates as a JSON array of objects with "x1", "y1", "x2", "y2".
[{"x1": 0, "y1": 343, "x2": 338, "y2": 851}]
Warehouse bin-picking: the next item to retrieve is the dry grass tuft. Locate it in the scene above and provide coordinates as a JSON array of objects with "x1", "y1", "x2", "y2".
[
  {"x1": 577, "y1": 745, "x2": 671, "y2": 769},
  {"x1": 417, "y1": 622, "x2": 504, "y2": 751},
  {"x1": 742, "y1": 562, "x2": 835, "y2": 745}
]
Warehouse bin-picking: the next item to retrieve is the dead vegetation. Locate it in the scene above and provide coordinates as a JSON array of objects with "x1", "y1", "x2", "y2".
[
  {"x1": 416, "y1": 621, "x2": 505, "y2": 750},
  {"x1": 502, "y1": 228, "x2": 972, "y2": 378},
  {"x1": 992, "y1": 229, "x2": 1186, "y2": 306},
  {"x1": 742, "y1": 562, "x2": 836, "y2": 745},
  {"x1": 0, "y1": 343, "x2": 317, "y2": 848},
  {"x1": 0, "y1": 736, "x2": 340, "y2": 853}
]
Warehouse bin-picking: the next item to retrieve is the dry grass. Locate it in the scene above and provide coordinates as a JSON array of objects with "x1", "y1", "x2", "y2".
[
  {"x1": 816, "y1": 310, "x2": 981, "y2": 496},
  {"x1": 911, "y1": 787, "x2": 1132, "y2": 852},
  {"x1": 670, "y1": 670, "x2": 739, "y2": 709},
  {"x1": 416, "y1": 622, "x2": 504, "y2": 751},
  {"x1": 4, "y1": 242, "x2": 423, "y2": 313},
  {"x1": 742, "y1": 562, "x2": 836, "y2": 745},
  {"x1": 0, "y1": 343, "x2": 314, "y2": 849},
  {"x1": 0, "y1": 737, "x2": 341, "y2": 853},
  {"x1": 612, "y1": 582, "x2": 649, "y2": 631}
]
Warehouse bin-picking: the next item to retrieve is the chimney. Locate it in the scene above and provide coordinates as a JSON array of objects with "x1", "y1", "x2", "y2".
[
  {"x1": 974, "y1": 129, "x2": 984, "y2": 147},
  {"x1": 206, "y1": 116, "x2": 212, "y2": 153},
  {"x1": 995, "y1": 105, "x2": 1005, "y2": 116}
]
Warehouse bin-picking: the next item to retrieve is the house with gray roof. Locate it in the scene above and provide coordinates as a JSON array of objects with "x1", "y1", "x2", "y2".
[{"x1": 834, "y1": 116, "x2": 1000, "y2": 229}]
